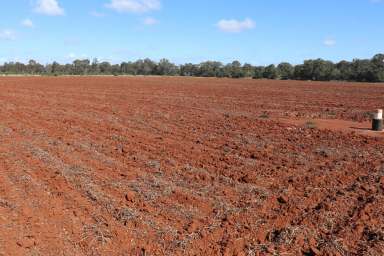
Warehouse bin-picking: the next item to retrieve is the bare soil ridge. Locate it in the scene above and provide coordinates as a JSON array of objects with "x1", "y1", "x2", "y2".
[{"x1": 0, "y1": 77, "x2": 383, "y2": 255}]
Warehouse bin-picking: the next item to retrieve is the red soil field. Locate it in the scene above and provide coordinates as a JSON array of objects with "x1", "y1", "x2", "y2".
[{"x1": 0, "y1": 76, "x2": 383, "y2": 255}]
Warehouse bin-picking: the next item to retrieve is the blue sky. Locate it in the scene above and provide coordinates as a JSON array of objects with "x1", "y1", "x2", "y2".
[{"x1": 0, "y1": 0, "x2": 383, "y2": 65}]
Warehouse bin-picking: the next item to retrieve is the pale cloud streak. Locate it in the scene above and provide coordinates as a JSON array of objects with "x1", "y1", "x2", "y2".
[
  {"x1": 217, "y1": 18, "x2": 255, "y2": 33},
  {"x1": 21, "y1": 19, "x2": 34, "y2": 28},
  {"x1": 34, "y1": 0, "x2": 65, "y2": 16},
  {"x1": 0, "y1": 30, "x2": 16, "y2": 40},
  {"x1": 323, "y1": 38, "x2": 336, "y2": 47},
  {"x1": 143, "y1": 17, "x2": 158, "y2": 25},
  {"x1": 105, "y1": 0, "x2": 161, "y2": 13}
]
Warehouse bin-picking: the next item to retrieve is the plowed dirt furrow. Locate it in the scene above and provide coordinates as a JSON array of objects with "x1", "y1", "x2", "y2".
[{"x1": 0, "y1": 76, "x2": 384, "y2": 255}]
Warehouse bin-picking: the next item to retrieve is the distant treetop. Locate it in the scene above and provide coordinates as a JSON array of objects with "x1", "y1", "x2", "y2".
[{"x1": 1, "y1": 54, "x2": 384, "y2": 82}]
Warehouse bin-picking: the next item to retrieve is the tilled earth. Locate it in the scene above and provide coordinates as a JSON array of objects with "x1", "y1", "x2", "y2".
[{"x1": 0, "y1": 76, "x2": 383, "y2": 255}]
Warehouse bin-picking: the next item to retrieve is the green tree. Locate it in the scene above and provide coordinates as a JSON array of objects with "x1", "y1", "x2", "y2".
[
  {"x1": 351, "y1": 59, "x2": 375, "y2": 82},
  {"x1": 225, "y1": 61, "x2": 244, "y2": 78},
  {"x1": 156, "y1": 59, "x2": 178, "y2": 76},
  {"x1": 371, "y1": 54, "x2": 384, "y2": 82},
  {"x1": 72, "y1": 59, "x2": 90, "y2": 75},
  {"x1": 242, "y1": 63, "x2": 254, "y2": 77},
  {"x1": 293, "y1": 64, "x2": 305, "y2": 80},
  {"x1": 336, "y1": 60, "x2": 353, "y2": 81},
  {"x1": 252, "y1": 66, "x2": 264, "y2": 79},
  {"x1": 51, "y1": 61, "x2": 61, "y2": 74},
  {"x1": 277, "y1": 62, "x2": 294, "y2": 80},
  {"x1": 263, "y1": 64, "x2": 278, "y2": 79},
  {"x1": 180, "y1": 63, "x2": 198, "y2": 76},
  {"x1": 199, "y1": 61, "x2": 223, "y2": 77},
  {"x1": 312, "y1": 59, "x2": 336, "y2": 81},
  {"x1": 91, "y1": 58, "x2": 100, "y2": 74},
  {"x1": 99, "y1": 61, "x2": 112, "y2": 74},
  {"x1": 299, "y1": 59, "x2": 336, "y2": 81}
]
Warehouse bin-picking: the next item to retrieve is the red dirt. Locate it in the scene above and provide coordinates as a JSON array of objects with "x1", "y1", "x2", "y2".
[
  {"x1": 279, "y1": 118, "x2": 384, "y2": 138},
  {"x1": 0, "y1": 76, "x2": 383, "y2": 255}
]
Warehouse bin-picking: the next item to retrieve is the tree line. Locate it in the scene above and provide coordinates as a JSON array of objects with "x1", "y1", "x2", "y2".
[{"x1": 1, "y1": 54, "x2": 384, "y2": 82}]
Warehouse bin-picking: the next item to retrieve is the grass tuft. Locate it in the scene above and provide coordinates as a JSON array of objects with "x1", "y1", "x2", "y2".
[{"x1": 305, "y1": 120, "x2": 317, "y2": 129}]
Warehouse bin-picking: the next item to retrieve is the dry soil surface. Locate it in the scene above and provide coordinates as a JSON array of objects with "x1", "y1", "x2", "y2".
[{"x1": 0, "y1": 76, "x2": 383, "y2": 255}]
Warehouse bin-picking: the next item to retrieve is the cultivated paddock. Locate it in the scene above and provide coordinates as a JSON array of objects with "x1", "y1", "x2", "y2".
[{"x1": 0, "y1": 76, "x2": 383, "y2": 255}]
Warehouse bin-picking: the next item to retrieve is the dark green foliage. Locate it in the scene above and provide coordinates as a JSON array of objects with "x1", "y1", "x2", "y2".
[
  {"x1": 227, "y1": 61, "x2": 244, "y2": 78},
  {"x1": 293, "y1": 64, "x2": 306, "y2": 80},
  {"x1": 371, "y1": 54, "x2": 384, "y2": 82},
  {"x1": 242, "y1": 63, "x2": 254, "y2": 78},
  {"x1": 198, "y1": 61, "x2": 224, "y2": 77},
  {"x1": 156, "y1": 59, "x2": 179, "y2": 76},
  {"x1": 1, "y1": 53, "x2": 384, "y2": 82},
  {"x1": 263, "y1": 64, "x2": 278, "y2": 79},
  {"x1": 180, "y1": 63, "x2": 199, "y2": 76},
  {"x1": 277, "y1": 62, "x2": 294, "y2": 80},
  {"x1": 336, "y1": 60, "x2": 353, "y2": 81},
  {"x1": 252, "y1": 66, "x2": 264, "y2": 79},
  {"x1": 295, "y1": 59, "x2": 336, "y2": 81},
  {"x1": 351, "y1": 59, "x2": 375, "y2": 82}
]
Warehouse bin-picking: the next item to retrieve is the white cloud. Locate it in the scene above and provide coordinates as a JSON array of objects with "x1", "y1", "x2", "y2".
[
  {"x1": 34, "y1": 0, "x2": 65, "y2": 16},
  {"x1": 0, "y1": 30, "x2": 16, "y2": 40},
  {"x1": 323, "y1": 38, "x2": 336, "y2": 47},
  {"x1": 106, "y1": 0, "x2": 161, "y2": 13},
  {"x1": 217, "y1": 18, "x2": 255, "y2": 33},
  {"x1": 143, "y1": 17, "x2": 158, "y2": 25},
  {"x1": 68, "y1": 53, "x2": 76, "y2": 59},
  {"x1": 21, "y1": 19, "x2": 34, "y2": 28}
]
